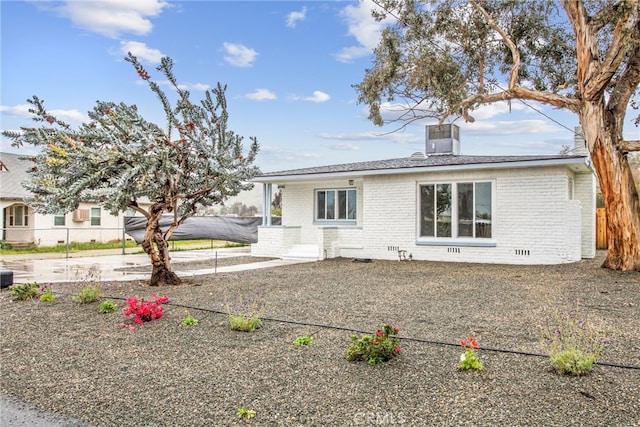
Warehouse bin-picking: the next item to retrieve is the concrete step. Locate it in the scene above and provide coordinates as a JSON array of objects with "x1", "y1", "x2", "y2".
[{"x1": 282, "y1": 244, "x2": 321, "y2": 260}]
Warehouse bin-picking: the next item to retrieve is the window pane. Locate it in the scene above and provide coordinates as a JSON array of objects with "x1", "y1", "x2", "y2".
[
  {"x1": 326, "y1": 191, "x2": 335, "y2": 220},
  {"x1": 436, "y1": 184, "x2": 451, "y2": 237},
  {"x1": 317, "y1": 191, "x2": 326, "y2": 220},
  {"x1": 91, "y1": 207, "x2": 101, "y2": 226},
  {"x1": 475, "y1": 182, "x2": 492, "y2": 238},
  {"x1": 338, "y1": 190, "x2": 347, "y2": 219},
  {"x1": 420, "y1": 185, "x2": 435, "y2": 237},
  {"x1": 347, "y1": 190, "x2": 356, "y2": 220},
  {"x1": 54, "y1": 215, "x2": 65, "y2": 226},
  {"x1": 15, "y1": 206, "x2": 24, "y2": 226},
  {"x1": 457, "y1": 183, "x2": 473, "y2": 237}
]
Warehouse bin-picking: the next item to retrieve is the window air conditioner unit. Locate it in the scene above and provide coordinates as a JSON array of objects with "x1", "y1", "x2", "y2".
[{"x1": 72, "y1": 209, "x2": 90, "y2": 222}]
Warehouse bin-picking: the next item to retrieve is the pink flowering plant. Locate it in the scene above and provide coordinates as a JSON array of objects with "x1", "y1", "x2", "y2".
[
  {"x1": 122, "y1": 294, "x2": 169, "y2": 326},
  {"x1": 346, "y1": 324, "x2": 402, "y2": 366},
  {"x1": 458, "y1": 335, "x2": 484, "y2": 371}
]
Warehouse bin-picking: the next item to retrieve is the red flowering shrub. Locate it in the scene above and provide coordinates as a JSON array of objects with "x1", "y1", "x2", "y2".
[
  {"x1": 346, "y1": 324, "x2": 402, "y2": 365},
  {"x1": 122, "y1": 294, "x2": 169, "y2": 326}
]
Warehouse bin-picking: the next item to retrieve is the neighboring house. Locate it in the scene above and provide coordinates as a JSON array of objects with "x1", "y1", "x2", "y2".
[
  {"x1": 252, "y1": 125, "x2": 596, "y2": 265},
  {"x1": 0, "y1": 152, "x2": 145, "y2": 246}
]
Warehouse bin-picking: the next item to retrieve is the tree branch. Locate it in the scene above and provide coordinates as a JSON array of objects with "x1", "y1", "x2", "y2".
[
  {"x1": 607, "y1": 20, "x2": 640, "y2": 123},
  {"x1": 589, "y1": 1, "x2": 620, "y2": 33},
  {"x1": 584, "y1": 2, "x2": 639, "y2": 100},
  {"x1": 457, "y1": 87, "x2": 581, "y2": 122},
  {"x1": 469, "y1": 0, "x2": 520, "y2": 90},
  {"x1": 621, "y1": 140, "x2": 640, "y2": 151}
]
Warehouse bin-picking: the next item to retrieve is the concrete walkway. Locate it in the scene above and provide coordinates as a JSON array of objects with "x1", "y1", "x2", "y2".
[{"x1": 0, "y1": 246, "x2": 309, "y2": 284}]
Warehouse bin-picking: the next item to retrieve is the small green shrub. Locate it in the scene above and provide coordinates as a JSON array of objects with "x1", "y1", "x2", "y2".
[
  {"x1": 9, "y1": 282, "x2": 40, "y2": 301},
  {"x1": 72, "y1": 286, "x2": 101, "y2": 304},
  {"x1": 181, "y1": 313, "x2": 199, "y2": 326},
  {"x1": 39, "y1": 285, "x2": 56, "y2": 302},
  {"x1": 541, "y1": 306, "x2": 609, "y2": 376},
  {"x1": 228, "y1": 314, "x2": 262, "y2": 332},
  {"x1": 99, "y1": 300, "x2": 117, "y2": 314},
  {"x1": 237, "y1": 407, "x2": 256, "y2": 420},
  {"x1": 294, "y1": 335, "x2": 314, "y2": 346},
  {"x1": 225, "y1": 290, "x2": 266, "y2": 332},
  {"x1": 346, "y1": 324, "x2": 402, "y2": 366}
]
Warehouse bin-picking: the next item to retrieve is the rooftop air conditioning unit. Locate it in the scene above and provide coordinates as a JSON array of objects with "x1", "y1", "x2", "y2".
[{"x1": 425, "y1": 124, "x2": 460, "y2": 155}]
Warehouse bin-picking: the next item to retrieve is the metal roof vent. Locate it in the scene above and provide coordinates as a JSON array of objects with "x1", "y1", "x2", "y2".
[
  {"x1": 426, "y1": 124, "x2": 460, "y2": 155},
  {"x1": 409, "y1": 151, "x2": 426, "y2": 160}
]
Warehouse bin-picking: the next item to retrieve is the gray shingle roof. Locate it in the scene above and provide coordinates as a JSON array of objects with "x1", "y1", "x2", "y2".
[
  {"x1": 257, "y1": 153, "x2": 589, "y2": 179},
  {"x1": 0, "y1": 152, "x2": 33, "y2": 200}
]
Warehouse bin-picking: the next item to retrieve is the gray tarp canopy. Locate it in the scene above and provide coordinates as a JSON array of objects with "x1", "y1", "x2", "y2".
[{"x1": 124, "y1": 216, "x2": 273, "y2": 244}]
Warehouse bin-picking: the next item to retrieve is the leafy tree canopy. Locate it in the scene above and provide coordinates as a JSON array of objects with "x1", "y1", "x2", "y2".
[{"x1": 5, "y1": 54, "x2": 259, "y2": 221}]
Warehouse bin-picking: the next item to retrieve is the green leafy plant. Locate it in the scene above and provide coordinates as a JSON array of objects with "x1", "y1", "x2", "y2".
[
  {"x1": 99, "y1": 300, "x2": 118, "y2": 314},
  {"x1": 9, "y1": 282, "x2": 40, "y2": 301},
  {"x1": 225, "y1": 290, "x2": 266, "y2": 332},
  {"x1": 458, "y1": 336, "x2": 484, "y2": 371},
  {"x1": 181, "y1": 312, "x2": 199, "y2": 326},
  {"x1": 346, "y1": 324, "x2": 402, "y2": 366},
  {"x1": 72, "y1": 286, "x2": 101, "y2": 304},
  {"x1": 237, "y1": 407, "x2": 256, "y2": 420},
  {"x1": 541, "y1": 306, "x2": 609, "y2": 375},
  {"x1": 39, "y1": 284, "x2": 56, "y2": 302},
  {"x1": 294, "y1": 335, "x2": 314, "y2": 347}
]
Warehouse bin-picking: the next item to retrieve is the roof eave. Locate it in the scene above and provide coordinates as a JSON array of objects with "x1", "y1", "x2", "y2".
[{"x1": 252, "y1": 157, "x2": 592, "y2": 183}]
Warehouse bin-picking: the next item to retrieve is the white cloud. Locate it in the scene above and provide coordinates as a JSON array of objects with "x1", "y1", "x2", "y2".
[
  {"x1": 461, "y1": 119, "x2": 562, "y2": 136},
  {"x1": 0, "y1": 104, "x2": 88, "y2": 125},
  {"x1": 259, "y1": 146, "x2": 322, "y2": 166},
  {"x1": 223, "y1": 42, "x2": 258, "y2": 67},
  {"x1": 0, "y1": 104, "x2": 32, "y2": 118},
  {"x1": 291, "y1": 91, "x2": 330, "y2": 103},
  {"x1": 318, "y1": 131, "x2": 420, "y2": 145},
  {"x1": 245, "y1": 89, "x2": 277, "y2": 101},
  {"x1": 119, "y1": 41, "x2": 164, "y2": 64},
  {"x1": 323, "y1": 142, "x2": 360, "y2": 151},
  {"x1": 56, "y1": 0, "x2": 169, "y2": 38},
  {"x1": 49, "y1": 109, "x2": 89, "y2": 125},
  {"x1": 467, "y1": 101, "x2": 529, "y2": 120},
  {"x1": 336, "y1": 0, "x2": 394, "y2": 63},
  {"x1": 286, "y1": 7, "x2": 307, "y2": 28}
]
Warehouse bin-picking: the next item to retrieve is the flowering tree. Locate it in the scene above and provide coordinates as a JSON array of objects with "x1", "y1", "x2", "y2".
[
  {"x1": 3, "y1": 54, "x2": 259, "y2": 286},
  {"x1": 356, "y1": 0, "x2": 640, "y2": 271}
]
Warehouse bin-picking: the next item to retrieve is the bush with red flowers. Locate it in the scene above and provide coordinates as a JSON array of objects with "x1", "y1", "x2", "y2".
[
  {"x1": 122, "y1": 294, "x2": 169, "y2": 326},
  {"x1": 346, "y1": 324, "x2": 402, "y2": 366},
  {"x1": 457, "y1": 335, "x2": 483, "y2": 371}
]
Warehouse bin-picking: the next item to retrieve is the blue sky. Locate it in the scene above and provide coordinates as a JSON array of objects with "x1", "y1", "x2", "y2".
[{"x1": 1, "y1": 0, "x2": 637, "y2": 175}]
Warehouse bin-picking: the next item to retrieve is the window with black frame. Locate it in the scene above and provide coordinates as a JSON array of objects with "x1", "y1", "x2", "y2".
[
  {"x1": 420, "y1": 182, "x2": 492, "y2": 239},
  {"x1": 316, "y1": 189, "x2": 356, "y2": 222}
]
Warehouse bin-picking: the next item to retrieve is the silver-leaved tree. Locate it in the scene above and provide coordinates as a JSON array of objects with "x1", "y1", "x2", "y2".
[
  {"x1": 356, "y1": 0, "x2": 640, "y2": 271},
  {"x1": 3, "y1": 53, "x2": 259, "y2": 286}
]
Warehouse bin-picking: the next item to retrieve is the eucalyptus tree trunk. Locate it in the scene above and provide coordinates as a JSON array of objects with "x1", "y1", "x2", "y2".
[
  {"x1": 141, "y1": 203, "x2": 182, "y2": 286},
  {"x1": 581, "y1": 103, "x2": 640, "y2": 271}
]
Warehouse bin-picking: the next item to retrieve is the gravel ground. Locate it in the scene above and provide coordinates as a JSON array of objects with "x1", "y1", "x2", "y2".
[{"x1": 1, "y1": 252, "x2": 639, "y2": 427}]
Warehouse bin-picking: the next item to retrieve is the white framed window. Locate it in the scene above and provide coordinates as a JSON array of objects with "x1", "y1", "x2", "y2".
[
  {"x1": 8, "y1": 205, "x2": 29, "y2": 227},
  {"x1": 315, "y1": 189, "x2": 357, "y2": 222},
  {"x1": 90, "y1": 207, "x2": 101, "y2": 226},
  {"x1": 54, "y1": 213, "x2": 66, "y2": 227},
  {"x1": 419, "y1": 181, "x2": 492, "y2": 239}
]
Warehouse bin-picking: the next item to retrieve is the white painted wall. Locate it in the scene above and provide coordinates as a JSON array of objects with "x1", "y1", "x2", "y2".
[{"x1": 252, "y1": 164, "x2": 595, "y2": 265}]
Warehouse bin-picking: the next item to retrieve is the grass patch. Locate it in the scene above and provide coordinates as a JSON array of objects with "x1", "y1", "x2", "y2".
[{"x1": 0, "y1": 239, "x2": 246, "y2": 255}]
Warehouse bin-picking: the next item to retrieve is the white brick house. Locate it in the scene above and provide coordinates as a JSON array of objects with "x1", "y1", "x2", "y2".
[{"x1": 252, "y1": 126, "x2": 596, "y2": 265}]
